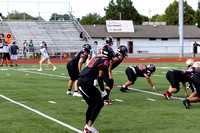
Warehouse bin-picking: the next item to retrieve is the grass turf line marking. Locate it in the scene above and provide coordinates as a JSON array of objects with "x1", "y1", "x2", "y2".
[
  {"x1": 48, "y1": 101, "x2": 57, "y2": 104},
  {"x1": 13, "y1": 68, "x2": 184, "y2": 100},
  {"x1": 146, "y1": 98, "x2": 156, "y2": 101},
  {"x1": 0, "y1": 94, "x2": 83, "y2": 133}
]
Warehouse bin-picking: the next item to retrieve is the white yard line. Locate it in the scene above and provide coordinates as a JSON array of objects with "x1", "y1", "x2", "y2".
[{"x1": 0, "y1": 94, "x2": 83, "y2": 133}]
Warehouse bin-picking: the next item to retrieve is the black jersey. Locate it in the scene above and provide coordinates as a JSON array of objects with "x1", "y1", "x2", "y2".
[
  {"x1": 78, "y1": 56, "x2": 110, "y2": 85},
  {"x1": 111, "y1": 52, "x2": 124, "y2": 70},
  {"x1": 69, "y1": 50, "x2": 88, "y2": 65},
  {"x1": 169, "y1": 70, "x2": 193, "y2": 82},
  {"x1": 130, "y1": 65, "x2": 152, "y2": 77}
]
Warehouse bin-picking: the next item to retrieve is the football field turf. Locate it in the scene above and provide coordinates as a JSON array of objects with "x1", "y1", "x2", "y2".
[{"x1": 0, "y1": 62, "x2": 199, "y2": 133}]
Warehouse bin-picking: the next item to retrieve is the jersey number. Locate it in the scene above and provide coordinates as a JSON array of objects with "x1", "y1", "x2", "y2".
[
  {"x1": 138, "y1": 65, "x2": 146, "y2": 70},
  {"x1": 87, "y1": 58, "x2": 98, "y2": 68}
]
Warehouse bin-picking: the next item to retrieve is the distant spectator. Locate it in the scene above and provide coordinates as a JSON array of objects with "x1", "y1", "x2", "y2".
[
  {"x1": 29, "y1": 40, "x2": 34, "y2": 57},
  {"x1": 23, "y1": 40, "x2": 28, "y2": 57},
  {"x1": 42, "y1": 41, "x2": 47, "y2": 50},
  {"x1": 193, "y1": 42, "x2": 200, "y2": 58},
  {"x1": 80, "y1": 32, "x2": 85, "y2": 41},
  {"x1": 11, "y1": 42, "x2": 19, "y2": 66},
  {"x1": 0, "y1": 41, "x2": 12, "y2": 67}
]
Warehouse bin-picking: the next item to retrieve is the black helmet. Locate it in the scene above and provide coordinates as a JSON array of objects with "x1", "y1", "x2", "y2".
[
  {"x1": 105, "y1": 36, "x2": 114, "y2": 45},
  {"x1": 82, "y1": 44, "x2": 91, "y2": 54},
  {"x1": 147, "y1": 64, "x2": 156, "y2": 72},
  {"x1": 188, "y1": 66, "x2": 198, "y2": 74},
  {"x1": 117, "y1": 45, "x2": 128, "y2": 57},
  {"x1": 100, "y1": 45, "x2": 114, "y2": 60}
]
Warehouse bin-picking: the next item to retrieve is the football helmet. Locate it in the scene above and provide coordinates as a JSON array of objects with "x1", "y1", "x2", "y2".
[
  {"x1": 147, "y1": 64, "x2": 156, "y2": 72},
  {"x1": 100, "y1": 45, "x2": 114, "y2": 60},
  {"x1": 39, "y1": 43, "x2": 43, "y2": 47},
  {"x1": 188, "y1": 66, "x2": 198, "y2": 74},
  {"x1": 186, "y1": 59, "x2": 194, "y2": 67},
  {"x1": 82, "y1": 43, "x2": 91, "y2": 54},
  {"x1": 193, "y1": 62, "x2": 200, "y2": 71},
  {"x1": 117, "y1": 45, "x2": 128, "y2": 57},
  {"x1": 105, "y1": 36, "x2": 114, "y2": 45}
]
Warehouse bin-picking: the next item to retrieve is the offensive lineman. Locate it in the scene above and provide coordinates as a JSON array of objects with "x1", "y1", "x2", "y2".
[
  {"x1": 120, "y1": 64, "x2": 157, "y2": 92},
  {"x1": 66, "y1": 44, "x2": 91, "y2": 97},
  {"x1": 103, "y1": 45, "x2": 128, "y2": 105},
  {"x1": 77, "y1": 45, "x2": 114, "y2": 133}
]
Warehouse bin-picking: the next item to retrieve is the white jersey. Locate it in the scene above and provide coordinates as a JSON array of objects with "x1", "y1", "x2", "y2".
[
  {"x1": 40, "y1": 48, "x2": 49, "y2": 58},
  {"x1": 3, "y1": 45, "x2": 11, "y2": 53},
  {"x1": 91, "y1": 49, "x2": 96, "y2": 58}
]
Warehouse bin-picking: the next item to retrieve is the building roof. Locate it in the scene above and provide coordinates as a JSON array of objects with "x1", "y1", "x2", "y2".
[{"x1": 82, "y1": 25, "x2": 200, "y2": 39}]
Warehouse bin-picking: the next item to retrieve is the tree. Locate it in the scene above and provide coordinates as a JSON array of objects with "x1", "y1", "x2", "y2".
[
  {"x1": 194, "y1": 2, "x2": 200, "y2": 28},
  {"x1": 80, "y1": 13, "x2": 106, "y2": 24},
  {"x1": 164, "y1": 0, "x2": 195, "y2": 25},
  {"x1": 49, "y1": 13, "x2": 69, "y2": 21},
  {"x1": 6, "y1": 10, "x2": 42, "y2": 20},
  {"x1": 104, "y1": 0, "x2": 145, "y2": 24}
]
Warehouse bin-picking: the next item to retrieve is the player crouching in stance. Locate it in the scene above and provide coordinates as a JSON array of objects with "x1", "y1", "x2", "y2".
[
  {"x1": 66, "y1": 44, "x2": 91, "y2": 97},
  {"x1": 120, "y1": 64, "x2": 156, "y2": 92},
  {"x1": 38, "y1": 43, "x2": 57, "y2": 71},
  {"x1": 163, "y1": 67, "x2": 198, "y2": 99},
  {"x1": 77, "y1": 45, "x2": 114, "y2": 133},
  {"x1": 103, "y1": 45, "x2": 128, "y2": 105}
]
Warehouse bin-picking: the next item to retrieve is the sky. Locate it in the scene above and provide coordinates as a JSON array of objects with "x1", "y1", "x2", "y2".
[{"x1": 0, "y1": 0, "x2": 198, "y2": 20}]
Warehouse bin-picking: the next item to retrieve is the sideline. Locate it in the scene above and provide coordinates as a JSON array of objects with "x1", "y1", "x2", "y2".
[{"x1": 0, "y1": 94, "x2": 83, "y2": 133}]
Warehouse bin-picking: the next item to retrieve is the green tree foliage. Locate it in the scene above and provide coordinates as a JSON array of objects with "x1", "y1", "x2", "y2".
[
  {"x1": 194, "y1": 2, "x2": 200, "y2": 28},
  {"x1": 104, "y1": 0, "x2": 147, "y2": 24},
  {"x1": 164, "y1": 0, "x2": 195, "y2": 25},
  {"x1": 80, "y1": 13, "x2": 106, "y2": 24},
  {"x1": 6, "y1": 10, "x2": 42, "y2": 20},
  {"x1": 49, "y1": 13, "x2": 69, "y2": 21}
]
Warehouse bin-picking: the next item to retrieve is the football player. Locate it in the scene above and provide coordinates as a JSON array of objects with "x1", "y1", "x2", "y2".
[
  {"x1": 38, "y1": 43, "x2": 56, "y2": 71},
  {"x1": 186, "y1": 59, "x2": 194, "y2": 69},
  {"x1": 103, "y1": 45, "x2": 128, "y2": 105},
  {"x1": 105, "y1": 36, "x2": 114, "y2": 46},
  {"x1": 77, "y1": 45, "x2": 114, "y2": 133},
  {"x1": 120, "y1": 64, "x2": 156, "y2": 92},
  {"x1": 183, "y1": 71, "x2": 200, "y2": 109},
  {"x1": 66, "y1": 44, "x2": 91, "y2": 97},
  {"x1": 164, "y1": 67, "x2": 198, "y2": 99}
]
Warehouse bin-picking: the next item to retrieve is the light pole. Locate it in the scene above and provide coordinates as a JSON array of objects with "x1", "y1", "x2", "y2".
[{"x1": 179, "y1": 0, "x2": 184, "y2": 58}]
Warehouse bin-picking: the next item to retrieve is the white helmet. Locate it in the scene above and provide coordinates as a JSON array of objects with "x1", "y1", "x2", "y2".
[
  {"x1": 193, "y1": 62, "x2": 200, "y2": 71},
  {"x1": 40, "y1": 43, "x2": 43, "y2": 47},
  {"x1": 186, "y1": 59, "x2": 194, "y2": 67}
]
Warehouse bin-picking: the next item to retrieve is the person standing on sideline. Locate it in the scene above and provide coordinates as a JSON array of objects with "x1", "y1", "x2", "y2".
[
  {"x1": 38, "y1": 43, "x2": 56, "y2": 71},
  {"x1": 10, "y1": 42, "x2": 19, "y2": 66},
  {"x1": 193, "y1": 42, "x2": 200, "y2": 58},
  {"x1": 23, "y1": 40, "x2": 28, "y2": 57},
  {"x1": 0, "y1": 41, "x2": 12, "y2": 67},
  {"x1": 78, "y1": 45, "x2": 114, "y2": 133},
  {"x1": 66, "y1": 44, "x2": 91, "y2": 97}
]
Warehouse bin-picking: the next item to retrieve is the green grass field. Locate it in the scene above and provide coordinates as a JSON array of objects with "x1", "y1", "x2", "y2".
[{"x1": 0, "y1": 62, "x2": 199, "y2": 133}]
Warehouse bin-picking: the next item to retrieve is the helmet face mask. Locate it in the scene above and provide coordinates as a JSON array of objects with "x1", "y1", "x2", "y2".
[
  {"x1": 100, "y1": 45, "x2": 114, "y2": 60},
  {"x1": 147, "y1": 64, "x2": 156, "y2": 73},
  {"x1": 106, "y1": 36, "x2": 114, "y2": 46},
  {"x1": 82, "y1": 44, "x2": 91, "y2": 54},
  {"x1": 117, "y1": 45, "x2": 128, "y2": 57},
  {"x1": 186, "y1": 59, "x2": 194, "y2": 68}
]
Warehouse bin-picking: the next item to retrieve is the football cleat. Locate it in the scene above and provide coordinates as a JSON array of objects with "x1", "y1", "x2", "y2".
[
  {"x1": 120, "y1": 87, "x2": 127, "y2": 92},
  {"x1": 66, "y1": 91, "x2": 73, "y2": 95},
  {"x1": 84, "y1": 124, "x2": 99, "y2": 133},
  {"x1": 104, "y1": 99, "x2": 114, "y2": 102},
  {"x1": 53, "y1": 66, "x2": 57, "y2": 71},
  {"x1": 183, "y1": 99, "x2": 190, "y2": 109},
  {"x1": 163, "y1": 91, "x2": 171, "y2": 99},
  {"x1": 104, "y1": 101, "x2": 112, "y2": 105},
  {"x1": 37, "y1": 68, "x2": 42, "y2": 71},
  {"x1": 73, "y1": 92, "x2": 82, "y2": 97}
]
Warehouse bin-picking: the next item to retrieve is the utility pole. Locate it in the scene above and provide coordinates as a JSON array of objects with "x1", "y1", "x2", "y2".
[{"x1": 179, "y1": 0, "x2": 184, "y2": 58}]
